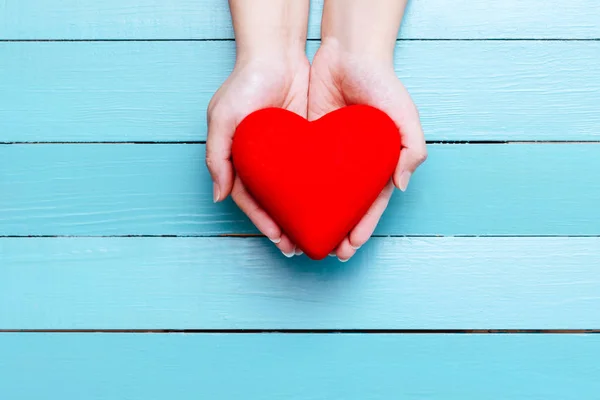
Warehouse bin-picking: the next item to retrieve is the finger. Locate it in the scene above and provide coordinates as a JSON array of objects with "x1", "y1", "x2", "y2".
[
  {"x1": 373, "y1": 83, "x2": 427, "y2": 192},
  {"x1": 389, "y1": 96, "x2": 427, "y2": 192},
  {"x1": 394, "y1": 146, "x2": 427, "y2": 192},
  {"x1": 206, "y1": 108, "x2": 235, "y2": 202},
  {"x1": 336, "y1": 237, "x2": 356, "y2": 263},
  {"x1": 231, "y1": 176, "x2": 282, "y2": 243},
  {"x1": 349, "y1": 180, "x2": 394, "y2": 249},
  {"x1": 276, "y1": 234, "x2": 296, "y2": 258}
]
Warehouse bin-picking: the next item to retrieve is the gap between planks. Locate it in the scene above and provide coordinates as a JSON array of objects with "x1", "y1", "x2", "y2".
[
  {"x1": 0, "y1": 329, "x2": 599, "y2": 334},
  {"x1": 3, "y1": 234, "x2": 600, "y2": 238},
  {"x1": 3, "y1": 141, "x2": 600, "y2": 145},
  {"x1": 1, "y1": 38, "x2": 600, "y2": 42}
]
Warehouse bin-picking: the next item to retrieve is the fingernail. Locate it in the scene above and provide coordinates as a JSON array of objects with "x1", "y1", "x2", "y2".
[
  {"x1": 328, "y1": 252, "x2": 336, "y2": 257},
  {"x1": 282, "y1": 249, "x2": 295, "y2": 258},
  {"x1": 269, "y1": 236, "x2": 282, "y2": 244},
  {"x1": 398, "y1": 171, "x2": 412, "y2": 192},
  {"x1": 350, "y1": 244, "x2": 361, "y2": 250},
  {"x1": 337, "y1": 257, "x2": 349, "y2": 263},
  {"x1": 213, "y1": 182, "x2": 221, "y2": 203},
  {"x1": 294, "y1": 248, "x2": 303, "y2": 256}
]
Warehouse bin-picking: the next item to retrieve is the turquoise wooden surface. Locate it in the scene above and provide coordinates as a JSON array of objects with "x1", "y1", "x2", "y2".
[
  {"x1": 2, "y1": 41, "x2": 600, "y2": 142},
  {"x1": 2, "y1": 0, "x2": 600, "y2": 39},
  {"x1": 2, "y1": 0, "x2": 600, "y2": 397},
  {"x1": 1, "y1": 237, "x2": 600, "y2": 329},
  {"x1": 1, "y1": 334, "x2": 599, "y2": 399},
  {"x1": 2, "y1": 144, "x2": 600, "y2": 236}
]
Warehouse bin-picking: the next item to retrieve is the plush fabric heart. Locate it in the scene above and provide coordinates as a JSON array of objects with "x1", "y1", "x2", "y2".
[{"x1": 231, "y1": 105, "x2": 401, "y2": 260}]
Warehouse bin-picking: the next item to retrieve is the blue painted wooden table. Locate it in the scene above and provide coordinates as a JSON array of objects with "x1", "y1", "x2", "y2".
[{"x1": 1, "y1": 1, "x2": 600, "y2": 398}]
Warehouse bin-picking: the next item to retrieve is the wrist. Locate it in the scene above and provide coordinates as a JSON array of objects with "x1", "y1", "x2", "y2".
[
  {"x1": 320, "y1": 35, "x2": 394, "y2": 67},
  {"x1": 320, "y1": 36, "x2": 394, "y2": 66},
  {"x1": 232, "y1": 49, "x2": 309, "y2": 90},
  {"x1": 230, "y1": 0, "x2": 309, "y2": 65},
  {"x1": 235, "y1": 37, "x2": 307, "y2": 67},
  {"x1": 320, "y1": 0, "x2": 405, "y2": 65}
]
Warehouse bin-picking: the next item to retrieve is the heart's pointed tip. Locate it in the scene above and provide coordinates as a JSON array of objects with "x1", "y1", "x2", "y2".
[
  {"x1": 302, "y1": 248, "x2": 336, "y2": 261},
  {"x1": 306, "y1": 255, "x2": 329, "y2": 262}
]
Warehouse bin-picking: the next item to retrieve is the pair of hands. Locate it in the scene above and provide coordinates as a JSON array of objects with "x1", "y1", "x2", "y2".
[{"x1": 206, "y1": 39, "x2": 427, "y2": 261}]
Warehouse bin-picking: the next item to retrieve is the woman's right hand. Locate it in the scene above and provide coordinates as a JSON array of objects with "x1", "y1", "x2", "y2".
[
  {"x1": 207, "y1": 0, "x2": 310, "y2": 257},
  {"x1": 206, "y1": 55, "x2": 309, "y2": 257}
]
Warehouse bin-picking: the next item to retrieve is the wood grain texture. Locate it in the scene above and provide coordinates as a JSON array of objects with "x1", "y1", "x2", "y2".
[
  {"x1": 1, "y1": 237, "x2": 600, "y2": 329},
  {"x1": 2, "y1": 0, "x2": 599, "y2": 39},
  {"x1": 1, "y1": 333, "x2": 599, "y2": 399},
  {"x1": 1, "y1": 144, "x2": 599, "y2": 236},
  {"x1": 2, "y1": 41, "x2": 599, "y2": 142}
]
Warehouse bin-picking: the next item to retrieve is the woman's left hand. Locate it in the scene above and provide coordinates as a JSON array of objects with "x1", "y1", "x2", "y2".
[{"x1": 308, "y1": 39, "x2": 427, "y2": 261}]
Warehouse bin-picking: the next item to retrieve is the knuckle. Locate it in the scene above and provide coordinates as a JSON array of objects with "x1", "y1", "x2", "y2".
[
  {"x1": 412, "y1": 103, "x2": 421, "y2": 118},
  {"x1": 210, "y1": 102, "x2": 228, "y2": 120},
  {"x1": 207, "y1": 105, "x2": 224, "y2": 129},
  {"x1": 207, "y1": 97, "x2": 217, "y2": 113},
  {"x1": 205, "y1": 154, "x2": 217, "y2": 172},
  {"x1": 207, "y1": 93, "x2": 221, "y2": 116},
  {"x1": 414, "y1": 148, "x2": 428, "y2": 164},
  {"x1": 230, "y1": 185, "x2": 243, "y2": 203}
]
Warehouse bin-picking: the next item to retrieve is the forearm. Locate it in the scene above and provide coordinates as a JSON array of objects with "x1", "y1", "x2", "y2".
[
  {"x1": 321, "y1": 0, "x2": 407, "y2": 63},
  {"x1": 229, "y1": 0, "x2": 310, "y2": 63}
]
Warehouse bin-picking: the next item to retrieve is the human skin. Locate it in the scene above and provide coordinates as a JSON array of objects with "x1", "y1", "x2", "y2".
[
  {"x1": 207, "y1": 0, "x2": 427, "y2": 261},
  {"x1": 206, "y1": 0, "x2": 310, "y2": 257},
  {"x1": 309, "y1": 0, "x2": 427, "y2": 261}
]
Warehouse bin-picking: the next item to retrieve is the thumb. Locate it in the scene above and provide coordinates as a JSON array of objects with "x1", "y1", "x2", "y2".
[
  {"x1": 378, "y1": 88, "x2": 427, "y2": 192},
  {"x1": 394, "y1": 144, "x2": 428, "y2": 192},
  {"x1": 206, "y1": 110, "x2": 235, "y2": 202}
]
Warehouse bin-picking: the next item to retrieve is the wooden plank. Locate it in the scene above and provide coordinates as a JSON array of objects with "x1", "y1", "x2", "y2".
[
  {"x1": 1, "y1": 333, "x2": 599, "y2": 399},
  {"x1": 1, "y1": 237, "x2": 599, "y2": 329},
  {"x1": 1, "y1": 144, "x2": 599, "y2": 236},
  {"x1": 2, "y1": 0, "x2": 599, "y2": 39},
  {"x1": 1, "y1": 41, "x2": 599, "y2": 142}
]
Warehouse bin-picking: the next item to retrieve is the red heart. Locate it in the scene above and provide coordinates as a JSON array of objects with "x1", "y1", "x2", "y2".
[{"x1": 232, "y1": 105, "x2": 401, "y2": 260}]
